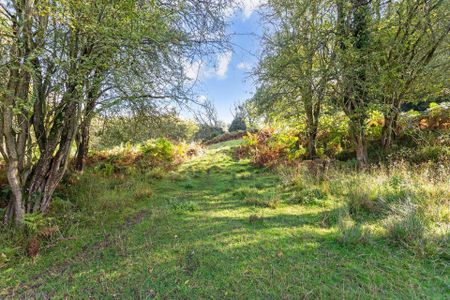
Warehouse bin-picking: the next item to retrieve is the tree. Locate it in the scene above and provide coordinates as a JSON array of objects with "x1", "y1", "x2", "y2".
[
  {"x1": 93, "y1": 109, "x2": 198, "y2": 149},
  {"x1": 73, "y1": 0, "x2": 233, "y2": 171},
  {"x1": 253, "y1": 0, "x2": 448, "y2": 167},
  {"x1": 373, "y1": 0, "x2": 450, "y2": 151},
  {"x1": 334, "y1": 0, "x2": 374, "y2": 169},
  {"x1": 256, "y1": 0, "x2": 335, "y2": 159},
  {"x1": 229, "y1": 103, "x2": 247, "y2": 132},
  {"x1": 0, "y1": 0, "x2": 232, "y2": 225},
  {"x1": 193, "y1": 99, "x2": 225, "y2": 141}
]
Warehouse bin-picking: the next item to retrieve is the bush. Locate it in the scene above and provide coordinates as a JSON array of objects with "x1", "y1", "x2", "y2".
[
  {"x1": 290, "y1": 187, "x2": 327, "y2": 205},
  {"x1": 140, "y1": 138, "x2": 175, "y2": 165},
  {"x1": 383, "y1": 200, "x2": 426, "y2": 248},
  {"x1": 92, "y1": 113, "x2": 198, "y2": 149},
  {"x1": 87, "y1": 139, "x2": 202, "y2": 174},
  {"x1": 229, "y1": 115, "x2": 247, "y2": 132},
  {"x1": 414, "y1": 146, "x2": 450, "y2": 163},
  {"x1": 337, "y1": 215, "x2": 371, "y2": 246},
  {"x1": 194, "y1": 125, "x2": 225, "y2": 142},
  {"x1": 346, "y1": 185, "x2": 386, "y2": 216},
  {"x1": 239, "y1": 128, "x2": 298, "y2": 168}
]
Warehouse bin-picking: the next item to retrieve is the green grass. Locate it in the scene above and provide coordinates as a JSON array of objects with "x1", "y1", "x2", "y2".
[{"x1": 0, "y1": 140, "x2": 448, "y2": 299}]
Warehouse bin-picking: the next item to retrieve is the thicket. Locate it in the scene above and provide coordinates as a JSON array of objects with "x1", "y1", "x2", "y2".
[
  {"x1": 88, "y1": 139, "x2": 203, "y2": 174},
  {"x1": 90, "y1": 113, "x2": 199, "y2": 150},
  {"x1": 252, "y1": 0, "x2": 449, "y2": 169},
  {"x1": 238, "y1": 102, "x2": 449, "y2": 167},
  {"x1": 0, "y1": 137, "x2": 203, "y2": 261},
  {"x1": 0, "y1": 0, "x2": 231, "y2": 225}
]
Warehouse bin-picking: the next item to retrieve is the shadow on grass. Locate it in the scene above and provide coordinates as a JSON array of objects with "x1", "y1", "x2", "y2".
[{"x1": 1, "y1": 142, "x2": 447, "y2": 299}]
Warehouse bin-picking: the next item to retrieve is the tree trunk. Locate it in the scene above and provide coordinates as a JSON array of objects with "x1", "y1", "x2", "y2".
[
  {"x1": 381, "y1": 103, "x2": 400, "y2": 152},
  {"x1": 355, "y1": 132, "x2": 368, "y2": 170},
  {"x1": 6, "y1": 161, "x2": 25, "y2": 226},
  {"x1": 350, "y1": 120, "x2": 369, "y2": 170},
  {"x1": 3, "y1": 202, "x2": 15, "y2": 225},
  {"x1": 381, "y1": 113, "x2": 397, "y2": 152},
  {"x1": 75, "y1": 119, "x2": 91, "y2": 171},
  {"x1": 74, "y1": 66, "x2": 104, "y2": 172},
  {"x1": 306, "y1": 121, "x2": 318, "y2": 159},
  {"x1": 1, "y1": 6, "x2": 33, "y2": 224},
  {"x1": 26, "y1": 96, "x2": 79, "y2": 213}
]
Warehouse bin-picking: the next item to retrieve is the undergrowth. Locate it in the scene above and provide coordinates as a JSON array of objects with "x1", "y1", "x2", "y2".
[
  {"x1": 278, "y1": 160, "x2": 449, "y2": 257},
  {"x1": 0, "y1": 140, "x2": 448, "y2": 298}
]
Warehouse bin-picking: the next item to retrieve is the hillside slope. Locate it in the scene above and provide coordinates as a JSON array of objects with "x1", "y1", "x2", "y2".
[{"x1": 1, "y1": 140, "x2": 447, "y2": 298}]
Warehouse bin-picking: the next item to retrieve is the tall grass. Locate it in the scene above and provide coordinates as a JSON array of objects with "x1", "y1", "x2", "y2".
[{"x1": 278, "y1": 161, "x2": 449, "y2": 256}]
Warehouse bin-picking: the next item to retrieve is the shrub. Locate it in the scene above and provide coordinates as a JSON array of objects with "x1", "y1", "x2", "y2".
[
  {"x1": 290, "y1": 187, "x2": 327, "y2": 205},
  {"x1": 23, "y1": 213, "x2": 56, "y2": 236},
  {"x1": 239, "y1": 128, "x2": 296, "y2": 168},
  {"x1": 347, "y1": 186, "x2": 386, "y2": 216},
  {"x1": 95, "y1": 162, "x2": 115, "y2": 176},
  {"x1": 343, "y1": 173, "x2": 413, "y2": 217},
  {"x1": 413, "y1": 146, "x2": 450, "y2": 163},
  {"x1": 88, "y1": 138, "x2": 200, "y2": 174},
  {"x1": 320, "y1": 206, "x2": 349, "y2": 227},
  {"x1": 337, "y1": 215, "x2": 371, "y2": 246},
  {"x1": 383, "y1": 200, "x2": 426, "y2": 248},
  {"x1": 140, "y1": 138, "x2": 175, "y2": 165},
  {"x1": 92, "y1": 113, "x2": 198, "y2": 149},
  {"x1": 194, "y1": 125, "x2": 225, "y2": 141},
  {"x1": 229, "y1": 115, "x2": 247, "y2": 132}
]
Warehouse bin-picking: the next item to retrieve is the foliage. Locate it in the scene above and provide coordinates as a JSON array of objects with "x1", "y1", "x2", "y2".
[
  {"x1": 239, "y1": 103, "x2": 449, "y2": 166},
  {"x1": 229, "y1": 115, "x2": 247, "y2": 132},
  {"x1": 0, "y1": 0, "x2": 232, "y2": 225},
  {"x1": 251, "y1": 0, "x2": 449, "y2": 167},
  {"x1": 93, "y1": 113, "x2": 199, "y2": 149},
  {"x1": 88, "y1": 138, "x2": 203, "y2": 173},
  {"x1": 140, "y1": 139, "x2": 176, "y2": 165},
  {"x1": 204, "y1": 130, "x2": 255, "y2": 146},
  {"x1": 237, "y1": 128, "x2": 301, "y2": 167},
  {"x1": 383, "y1": 200, "x2": 427, "y2": 248},
  {"x1": 193, "y1": 124, "x2": 225, "y2": 142}
]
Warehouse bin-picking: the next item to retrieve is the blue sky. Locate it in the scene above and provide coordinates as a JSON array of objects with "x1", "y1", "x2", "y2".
[{"x1": 183, "y1": 1, "x2": 264, "y2": 124}]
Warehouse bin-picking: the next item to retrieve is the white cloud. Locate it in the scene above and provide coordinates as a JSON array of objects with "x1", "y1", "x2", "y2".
[
  {"x1": 239, "y1": 0, "x2": 264, "y2": 19},
  {"x1": 183, "y1": 51, "x2": 233, "y2": 81},
  {"x1": 237, "y1": 62, "x2": 253, "y2": 71},
  {"x1": 223, "y1": 0, "x2": 264, "y2": 20},
  {"x1": 183, "y1": 60, "x2": 203, "y2": 81},
  {"x1": 216, "y1": 51, "x2": 233, "y2": 79}
]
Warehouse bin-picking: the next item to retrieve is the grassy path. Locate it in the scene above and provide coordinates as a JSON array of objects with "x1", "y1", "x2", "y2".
[{"x1": 1, "y1": 141, "x2": 448, "y2": 299}]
